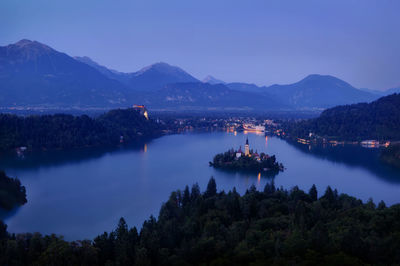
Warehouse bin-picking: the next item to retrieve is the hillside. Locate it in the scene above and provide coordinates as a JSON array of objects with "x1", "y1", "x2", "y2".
[
  {"x1": 136, "y1": 82, "x2": 286, "y2": 111},
  {"x1": 226, "y1": 75, "x2": 379, "y2": 109},
  {"x1": 266, "y1": 74, "x2": 378, "y2": 109},
  {"x1": 226, "y1": 82, "x2": 267, "y2": 93},
  {"x1": 0, "y1": 40, "x2": 131, "y2": 108},
  {"x1": 125, "y1": 62, "x2": 199, "y2": 91},
  {"x1": 0, "y1": 108, "x2": 161, "y2": 151},
  {"x1": 0, "y1": 171, "x2": 27, "y2": 211},
  {"x1": 202, "y1": 75, "x2": 225, "y2": 84},
  {"x1": 0, "y1": 40, "x2": 386, "y2": 112},
  {"x1": 282, "y1": 93, "x2": 400, "y2": 141},
  {"x1": 386, "y1": 87, "x2": 400, "y2": 95},
  {"x1": 74, "y1": 56, "x2": 131, "y2": 84},
  {"x1": 76, "y1": 58, "x2": 199, "y2": 92}
]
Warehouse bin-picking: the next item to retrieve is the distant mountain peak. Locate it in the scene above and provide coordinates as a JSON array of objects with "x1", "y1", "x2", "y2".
[
  {"x1": 12, "y1": 39, "x2": 52, "y2": 50},
  {"x1": 15, "y1": 39, "x2": 34, "y2": 46},
  {"x1": 298, "y1": 74, "x2": 352, "y2": 88},
  {"x1": 302, "y1": 74, "x2": 339, "y2": 81},
  {"x1": 135, "y1": 62, "x2": 186, "y2": 76},
  {"x1": 3, "y1": 39, "x2": 54, "y2": 60},
  {"x1": 202, "y1": 75, "x2": 225, "y2": 84}
]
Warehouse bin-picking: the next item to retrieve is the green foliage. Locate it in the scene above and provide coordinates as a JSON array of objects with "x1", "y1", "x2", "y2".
[
  {"x1": 0, "y1": 171, "x2": 27, "y2": 210},
  {"x1": 282, "y1": 93, "x2": 400, "y2": 141},
  {"x1": 1, "y1": 178, "x2": 400, "y2": 265},
  {"x1": 204, "y1": 177, "x2": 217, "y2": 198},
  {"x1": 0, "y1": 108, "x2": 162, "y2": 151},
  {"x1": 309, "y1": 184, "x2": 318, "y2": 202},
  {"x1": 210, "y1": 150, "x2": 284, "y2": 174}
]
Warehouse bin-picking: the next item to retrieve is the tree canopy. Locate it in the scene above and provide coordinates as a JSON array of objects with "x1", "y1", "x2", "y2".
[
  {"x1": 0, "y1": 171, "x2": 27, "y2": 210},
  {"x1": 282, "y1": 93, "x2": 400, "y2": 141},
  {"x1": 0, "y1": 108, "x2": 162, "y2": 151},
  {"x1": 1, "y1": 178, "x2": 400, "y2": 265}
]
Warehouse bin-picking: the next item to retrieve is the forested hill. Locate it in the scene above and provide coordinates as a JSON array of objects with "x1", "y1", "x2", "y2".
[
  {"x1": 0, "y1": 108, "x2": 162, "y2": 151},
  {"x1": 0, "y1": 171, "x2": 27, "y2": 210},
  {"x1": 282, "y1": 93, "x2": 400, "y2": 141},
  {"x1": 1, "y1": 178, "x2": 400, "y2": 265}
]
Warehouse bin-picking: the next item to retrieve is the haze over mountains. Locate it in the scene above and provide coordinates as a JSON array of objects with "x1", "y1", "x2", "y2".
[
  {"x1": 0, "y1": 39, "x2": 394, "y2": 112},
  {"x1": 0, "y1": 40, "x2": 129, "y2": 107}
]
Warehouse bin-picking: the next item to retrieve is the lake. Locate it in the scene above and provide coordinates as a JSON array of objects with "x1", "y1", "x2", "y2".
[{"x1": 1, "y1": 131, "x2": 400, "y2": 240}]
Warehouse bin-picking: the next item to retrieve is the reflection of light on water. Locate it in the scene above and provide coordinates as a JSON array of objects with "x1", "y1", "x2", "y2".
[
  {"x1": 144, "y1": 144, "x2": 147, "y2": 153},
  {"x1": 234, "y1": 131, "x2": 237, "y2": 136},
  {"x1": 244, "y1": 130, "x2": 263, "y2": 136},
  {"x1": 265, "y1": 136, "x2": 268, "y2": 147},
  {"x1": 257, "y1": 172, "x2": 261, "y2": 185}
]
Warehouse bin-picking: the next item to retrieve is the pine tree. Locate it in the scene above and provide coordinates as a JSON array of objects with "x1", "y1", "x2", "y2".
[
  {"x1": 204, "y1": 177, "x2": 217, "y2": 198},
  {"x1": 182, "y1": 185, "x2": 191, "y2": 207},
  {"x1": 309, "y1": 184, "x2": 318, "y2": 201},
  {"x1": 264, "y1": 180, "x2": 276, "y2": 195}
]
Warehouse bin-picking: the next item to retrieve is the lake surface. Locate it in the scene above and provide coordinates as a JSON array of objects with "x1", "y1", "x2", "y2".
[{"x1": 1, "y1": 132, "x2": 400, "y2": 240}]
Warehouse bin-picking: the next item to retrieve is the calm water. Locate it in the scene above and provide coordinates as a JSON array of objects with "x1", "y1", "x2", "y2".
[{"x1": 1, "y1": 132, "x2": 400, "y2": 240}]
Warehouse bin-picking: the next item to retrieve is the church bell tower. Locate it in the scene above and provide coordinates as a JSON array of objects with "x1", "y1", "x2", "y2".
[{"x1": 245, "y1": 137, "x2": 250, "y2": 156}]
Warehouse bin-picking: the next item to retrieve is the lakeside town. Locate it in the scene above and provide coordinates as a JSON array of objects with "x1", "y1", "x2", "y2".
[
  {"x1": 154, "y1": 112, "x2": 394, "y2": 149},
  {"x1": 12, "y1": 103, "x2": 396, "y2": 158}
]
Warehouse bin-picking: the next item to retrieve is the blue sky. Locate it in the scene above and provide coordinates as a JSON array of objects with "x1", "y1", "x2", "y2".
[{"x1": 1, "y1": 0, "x2": 399, "y2": 90}]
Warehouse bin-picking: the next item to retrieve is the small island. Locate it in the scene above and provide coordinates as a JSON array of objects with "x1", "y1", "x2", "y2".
[{"x1": 210, "y1": 137, "x2": 284, "y2": 174}]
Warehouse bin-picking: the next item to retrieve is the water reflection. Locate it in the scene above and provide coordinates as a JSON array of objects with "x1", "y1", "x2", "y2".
[
  {"x1": 1, "y1": 131, "x2": 400, "y2": 240},
  {"x1": 212, "y1": 167, "x2": 279, "y2": 179},
  {"x1": 285, "y1": 139, "x2": 400, "y2": 183},
  {"x1": 0, "y1": 207, "x2": 20, "y2": 221},
  {"x1": 143, "y1": 143, "x2": 148, "y2": 153},
  {"x1": 0, "y1": 138, "x2": 152, "y2": 171}
]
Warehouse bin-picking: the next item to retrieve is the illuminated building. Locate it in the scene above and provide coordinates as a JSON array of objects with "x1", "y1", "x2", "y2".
[
  {"x1": 133, "y1": 105, "x2": 149, "y2": 120},
  {"x1": 236, "y1": 146, "x2": 242, "y2": 158},
  {"x1": 245, "y1": 137, "x2": 250, "y2": 156}
]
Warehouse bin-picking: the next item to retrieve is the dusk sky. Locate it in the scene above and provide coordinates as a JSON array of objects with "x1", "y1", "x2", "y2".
[{"x1": 1, "y1": 0, "x2": 399, "y2": 90}]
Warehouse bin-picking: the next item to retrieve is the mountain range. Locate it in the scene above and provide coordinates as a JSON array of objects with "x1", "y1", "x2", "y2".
[
  {"x1": 0, "y1": 39, "x2": 395, "y2": 112},
  {"x1": 0, "y1": 40, "x2": 129, "y2": 107}
]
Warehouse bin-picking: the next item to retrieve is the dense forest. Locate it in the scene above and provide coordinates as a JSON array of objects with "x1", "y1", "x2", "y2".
[
  {"x1": 281, "y1": 93, "x2": 400, "y2": 141},
  {"x1": 210, "y1": 150, "x2": 283, "y2": 174},
  {"x1": 1, "y1": 178, "x2": 400, "y2": 265},
  {"x1": 0, "y1": 108, "x2": 162, "y2": 151},
  {"x1": 0, "y1": 171, "x2": 27, "y2": 210},
  {"x1": 380, "y1": 144, "x2": 400, "y2": 168}
]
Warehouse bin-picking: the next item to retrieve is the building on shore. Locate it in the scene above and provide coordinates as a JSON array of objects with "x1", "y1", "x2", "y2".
[
  {"x1": 236, "y1": 146, "x2": 242, "y2": 158},
  {"x1": 133, "y1": 105, "x2": 149, "y2": 120}
]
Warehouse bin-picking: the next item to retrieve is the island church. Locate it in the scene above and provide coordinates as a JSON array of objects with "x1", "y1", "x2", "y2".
[{"x1": 235, "y1": 137, "x2": 260, "y2": 160}]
